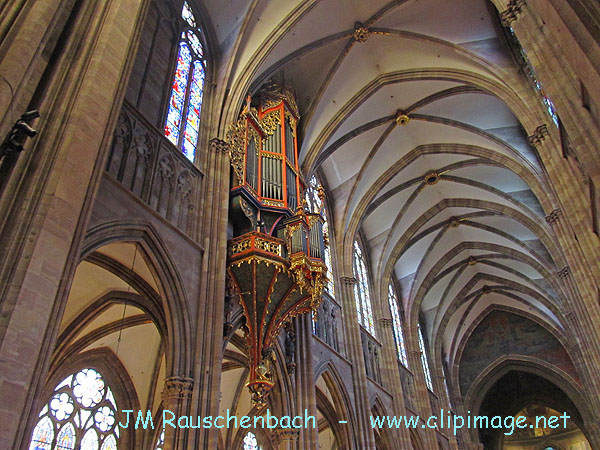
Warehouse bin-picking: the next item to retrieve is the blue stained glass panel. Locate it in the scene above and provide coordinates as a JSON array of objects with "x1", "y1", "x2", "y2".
[
  {"x1": 189, "y1": 62, "x2": 204, "y2": 114},
  {"x1": 165, "y1": 3, "x2": 207, "y2": 161},
  {"x1": 165, "y1": 43, "x2": 192, "y2": 145},
  {"x1": 181, "y1": 61, "x2": 204, "y2": 161},
  {"x1": 182, "y1": 129, "x2": 198, "y2": 161}
]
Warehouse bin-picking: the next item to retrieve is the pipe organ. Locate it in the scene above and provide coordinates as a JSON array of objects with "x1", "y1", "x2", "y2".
[{"x1": 227, "y1": 81, "x2": 327, "y2": 408}]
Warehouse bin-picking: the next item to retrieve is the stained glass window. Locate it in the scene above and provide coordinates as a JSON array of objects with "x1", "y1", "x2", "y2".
[
  {"x1": 181, "y1": 1, "x2": 196, "y2": 27},
  {"x1": 28, "y1": 368, "x2": 119, "y2": 450},
  {"x1": 388, "y1": 283, "x2": 408, "y2": 367},
  {"x1": 243, "y1": 432, "x2": 262, "y2": 450},
  {"x1": 154, "y1": 429, "x2": 165, "y2": 450},
  {"x1": 305, "y1": 175, "x2": 335, "y2": 297},
  {"x1": 442, "y1": 369, "x2": 453, "y2": 410},
  {"x1": 418, "y1": 324, "x2": 433, "y2": 391},
  {"x1": 164, "y1": 2, "x2": 206, "y2": 162},
  {"x1": 30, "y1": 416, "x2": 53, "y2": 450},
  {"x1": 353, "y1": 240, "x2": 375, "y2": 335},
  {"x1": 504, "y1": 27, "x2": 558, "y2": 127}
]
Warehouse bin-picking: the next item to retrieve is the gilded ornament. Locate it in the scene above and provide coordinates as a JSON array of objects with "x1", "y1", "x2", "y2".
[
  {"x1": 353, "y1": 24, "x2": 370, "y2": 43},
  {"x1": 396, "y1": 113, "x2": 410, "y2": 125},
  {"x1": 226, "y1": 116, "x2": 246, "y2": 184},
  {"x1": 260, "y1": 110, "x2": 281, "y2": 136},
  {"x1": 424, "y1": 171, "x2": 440, "y2": 185},
  {"x1": 284, "y1": 110, "x2": 297, "y2": 139}
]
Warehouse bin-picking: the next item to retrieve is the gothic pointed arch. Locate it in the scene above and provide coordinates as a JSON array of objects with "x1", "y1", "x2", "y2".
[
  {"x1": 80, "y1": 221, "x2": 192, "y2": 377},
  {"x1": 314, "y1": 362, "x2": 356, "y2": 449},
  {"x1": 28, "y1": 348, "x2": 139, "y2": 450}
]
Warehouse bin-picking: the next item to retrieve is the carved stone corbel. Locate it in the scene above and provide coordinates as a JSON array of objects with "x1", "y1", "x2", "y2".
[
  {"x1": 209, "y1": 137, "x2": 229, "y2": 153},
  {"x1": 500, "y1": 0, "x2": 526, "y2": 26},
  {"x1": 527, "y1": 124, "x2": 549, "y2": 146},
  {"x1": 545, "y1": 208, "x2": 562, "y2": 226},
  {"x1": 557, "y1": 266, "x2": 571, "y2": 280},
  {"x1": 378, "y1": 318, "x2": 393, "y2": 329},
  {"x1": 271, "y1": 428, "x2": 300, "y2": 448},
  {"x1": 340, "y1": 276, "x2": 358, "y2": 286}
]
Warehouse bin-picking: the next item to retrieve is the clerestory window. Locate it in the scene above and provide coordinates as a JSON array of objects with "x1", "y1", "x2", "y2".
[{"x1": 164, "y1": 1, "x2": 207, "y2": 162}]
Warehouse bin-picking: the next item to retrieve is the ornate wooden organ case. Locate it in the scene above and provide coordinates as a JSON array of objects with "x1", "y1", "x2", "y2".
[{"x1": 227, "y1": 82, "x2": 327, "y2": 407}]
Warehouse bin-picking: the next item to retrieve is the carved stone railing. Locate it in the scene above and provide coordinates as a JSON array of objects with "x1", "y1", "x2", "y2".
[
  {"x1": 105, "y1": 100, "x2": 203, "y2": 238},
  {"x1": 312, "y1": 295, "x2": 341, "y2": 352},
  {"x1": 360, "y1": 329, "x2": 381, "y2": 384},
  {"x1": 399, "y1": 364, "x2": 416, "y2": 412}
]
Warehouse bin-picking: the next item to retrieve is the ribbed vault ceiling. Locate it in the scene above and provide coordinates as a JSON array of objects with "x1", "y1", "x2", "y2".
[{"x1": 209, "y1": 0, "x2": 569, "y2": 373}]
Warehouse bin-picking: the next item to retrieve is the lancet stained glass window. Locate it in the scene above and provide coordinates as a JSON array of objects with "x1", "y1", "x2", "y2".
[
  {"x1": 243, "y1": 431, "x2": 262, "y2": 450},
  {"x1": 164, "y1": 1, "x2": 206, "y2": 162},
  {"x1": 154, "y1": 429, "x2": 165, "y2": 450},
  {"x1": 418, "y1": 324, "x2": 434, "y2": 391},
  {"x1": 442, "y1": 367, "x2": 453, "y2": 410},
  {"x1": 504, "y1": 26, "x2": 558, "y2": 126},
  {"x1": 388, "y1": 283, "x2": 408, "y2": 367},
  {"x1": 305, "y1": 175, "x2": 334, "y2": 297},
  {"x1": 353, "y1": 240, "x2": 375, "y2": 335},
  {"x1": 28, "y1": 368, "x2": 119, "y2": 450}
]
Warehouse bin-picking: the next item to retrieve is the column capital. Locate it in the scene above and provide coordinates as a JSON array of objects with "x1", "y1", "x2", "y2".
[
  {"x1": 340, "y1": 276, "x2": 357, "y2": 285},
  {"x1": 500, "y1": 0, "x2": 526, "y2": 26},
  {"x1": 271, "y1": 428, "x2": 300, "y2": 447},
  {"x1": 161, "y1": 376, "x2": 194, "y2": 401},
  {"x1": 209, "y1": 137, "x2": 229, "y2": 153},
  {"x1": 558, "y1": 266, "x2": 571, "y2": 279},
  {"x1": 378, "y1": 318, "x2": 393, "y2": 329},
  {"x1": 545, "y1": 208, "x2": 562, "y2": 225},
  {"x1": 527, "y1": 124, "x2": 549, "y2": 146}
]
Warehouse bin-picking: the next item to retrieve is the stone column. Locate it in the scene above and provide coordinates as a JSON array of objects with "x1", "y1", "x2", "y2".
[
  {"x1": 187, "y1": 138, "x2": 230, "y2": 449},
  {"x1": 453, "y1": 398, "x2": 481, "y2": 449},
  {"x1": 491, "y1": 2, "x2": 600, "y2": 409},
  {"x1": 463, "y1": 443, "x2": 484, "y2": 450},
  {"x1": 296, "y1": 315, "x2": 319, "y2": 449},
  {"x1": 436, "y1": 374, "x2": 459, "y2": 450},
  {"x1": 272, "y1": 428, "x2": 300, "y2": 450},
  {"x1": 0, "y1": 1, "x2": 148, "y2": 449},
  {"x1": 583, "y1": 419, "x2": 600, "y2": 450},
  {"x1": 501, "y1": 0, "x2": 600, "y2": 280},
  {"x1": 376, "y1": 317, "x2": 413, "y2": 448},
  {"x1": 339, "y1": 275, "x2": 376, "y2": 449},
  {"x1": 161, "y1": 376, "x2": 194, "y2": 450},
  {"x1": 544, "y1": 201, "x2": 600, "y2": 401},
  {"x1": 407, "y1": 347, "x2": 438, "y2": 450}
]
